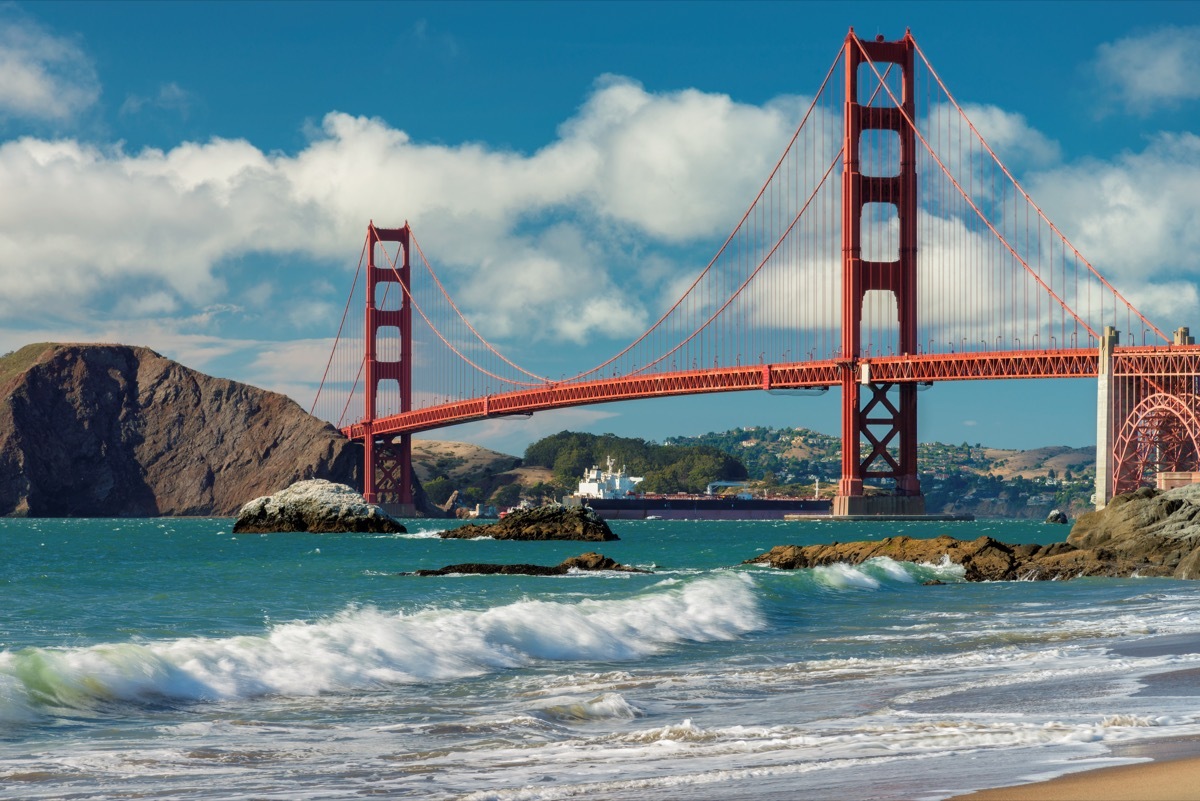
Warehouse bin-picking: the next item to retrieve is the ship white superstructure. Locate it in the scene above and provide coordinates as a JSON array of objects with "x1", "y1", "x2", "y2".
[{"x1": 577, "y1": 456, "x2": 644, "y2": 499}]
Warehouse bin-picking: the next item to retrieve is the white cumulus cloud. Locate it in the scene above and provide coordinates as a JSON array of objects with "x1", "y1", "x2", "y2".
[
  {"x1": 0, "y1": 11, "x2": 99, "y2": 123},
  {"x1": 1025, "y1": 132, "x2": 1200, "y2": 300},
  {"x1": 0, "y1": 78, "x2": 808, "y2": 351},
  {"x1": 1095, "y1": 26, "x2": 1200, "y2": 115}
]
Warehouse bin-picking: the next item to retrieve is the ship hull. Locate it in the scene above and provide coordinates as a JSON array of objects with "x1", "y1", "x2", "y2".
[{"x1": 568, "y1": 496, "x2": 832, "y2": 521}]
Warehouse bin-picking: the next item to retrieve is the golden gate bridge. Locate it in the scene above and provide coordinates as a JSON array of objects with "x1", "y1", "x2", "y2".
[{"x1": 311, "y1": 29, "x2": 1200, "y2": 517}]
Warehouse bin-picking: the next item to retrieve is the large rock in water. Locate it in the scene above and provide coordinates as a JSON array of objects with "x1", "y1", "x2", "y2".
[
  {"x1": 1068, "y1": 484, "x2": 1200, "y2": 579},
  {"x1": 233, "y1": 480, "x2": 405, "y2": 533},
  {"x1": 439, "y1": 504, "x2": 617, "y2": 541},
  {"x1": 0, "y1": 343, "x2": 358, "y2": 516}
]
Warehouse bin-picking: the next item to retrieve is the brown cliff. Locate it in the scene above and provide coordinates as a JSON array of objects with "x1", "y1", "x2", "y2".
[{"x1": 0, "y1": 343, "x2": 358, "y2": 516}]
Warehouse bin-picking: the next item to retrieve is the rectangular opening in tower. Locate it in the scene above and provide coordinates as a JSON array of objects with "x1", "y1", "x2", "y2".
[
  {"x1": 861, "y1": 289, "x2": 899, "y2": 357},
  {"x1": 857, "y1": 62, "x2": 904, "y2": 108},
  {"x1": 861, "y1": 202, "x2": 899, "y2": 262},
  {"x1": 374, "y1": 378, "x2": 401, "y2": 418},
  {"x1": 374, "y1": 281, "x2": 403, "y2": 311},
  {"x1": 375, "y1": 325, "x2": 401, "y2": 363},
  {"x1": 860, "y1": 129, "x2": 901, "y2": 177}
]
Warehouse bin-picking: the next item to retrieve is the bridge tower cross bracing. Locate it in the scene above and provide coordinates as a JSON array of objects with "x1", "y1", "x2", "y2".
[
  {"x1": 363, "y1": 223, "x2": 416, "y2": 516},
  {"x1": 834, "y1": 29, "x2": 924, "y2": 516}
]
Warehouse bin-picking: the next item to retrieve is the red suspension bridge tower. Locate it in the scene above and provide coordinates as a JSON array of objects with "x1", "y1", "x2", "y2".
[
  {"x1": 363, "y1": 223, "x2": 415, "y2": 516},
  {"x1": 837, "y1": 30, "x2": 923, "y2": 516}
]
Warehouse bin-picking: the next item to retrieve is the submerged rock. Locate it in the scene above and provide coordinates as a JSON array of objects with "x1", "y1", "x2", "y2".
[
  {"x1": 233, "y1": 479, "x2": 405, "y2": 534},
  {"x1": 439, "y1": 504, "x2": 617, "y2": 541},
  {"x1": 408, "y1": 551, "x2": 648, "y2": 577}
]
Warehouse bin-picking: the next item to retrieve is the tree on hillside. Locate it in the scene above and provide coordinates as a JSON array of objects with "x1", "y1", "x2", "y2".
[
  {"x1": 522, "y1": 431, "x2": 746, "y2": 494},
  {"x1": 490, "y1": 483, "x2": 521, "y2": 508}
]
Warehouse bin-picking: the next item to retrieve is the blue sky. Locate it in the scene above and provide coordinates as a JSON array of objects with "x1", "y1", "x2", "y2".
[{"x1": 3, "y1": 1, "x2": 1200, "y2": 457}]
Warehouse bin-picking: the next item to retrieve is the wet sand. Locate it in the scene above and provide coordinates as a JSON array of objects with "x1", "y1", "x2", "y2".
[{"x1": 953, "y1": 634, "x2": 1200, "y2": 801}]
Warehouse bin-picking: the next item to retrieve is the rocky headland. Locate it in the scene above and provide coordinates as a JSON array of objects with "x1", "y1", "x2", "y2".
[
  {"x1": 748, "y1": 483, "x2": 1200, "y2": 581},
  {"x1": 408, "y1": 551, "x2": 647, "y2": 576},
  {"x1": 439, "y1": 504, "x2": 617, "y2": 541},
  {"x1": 233, "y1": 479, "x2": 406, "y2": 534},
  {"x1": 0, "y1": 343, "x2": 359, "y2": 516}
]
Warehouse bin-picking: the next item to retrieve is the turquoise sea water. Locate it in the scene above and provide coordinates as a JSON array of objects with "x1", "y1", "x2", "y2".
[{"x1": 3, "y1": 516, "x2": 1200, "y2": 800}]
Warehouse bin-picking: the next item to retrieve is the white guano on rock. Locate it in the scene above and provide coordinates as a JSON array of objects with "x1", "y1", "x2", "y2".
[{"x1": 232, "y1": 479, "x2": 406, "y2": 533}]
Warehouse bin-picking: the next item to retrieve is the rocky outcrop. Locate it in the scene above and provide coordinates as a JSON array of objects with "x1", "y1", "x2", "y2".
[
  {"x1": 748, "y1": 486, "x2": 1200, "y2": 581},
  {"x1": 439, "y1": 504, "x2": 617, "y2": 541},
  {"x1": 408, "y1": 551, "x2": 647, "y2": 576},
  {"x1": 746, "y1": 535, "x2": 1087, "y2": 581},
  {"x1": 1045, "y1": 508, "x2": 1068, "y2": 524},
  {"x1": 0, "y1": 343, "x2": 359, "y2": 516},
  {"x1": 233, "y1": 479, "x2": 405, "y2": 533},
  {"x1": 1068, "y1": 485, "x2": 1200, "y2": 579}
]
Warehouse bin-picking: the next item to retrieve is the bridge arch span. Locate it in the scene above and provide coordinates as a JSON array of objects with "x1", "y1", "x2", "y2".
[{"x1": 1113, "y1": 392, "x2": 1200, "y2": 495}]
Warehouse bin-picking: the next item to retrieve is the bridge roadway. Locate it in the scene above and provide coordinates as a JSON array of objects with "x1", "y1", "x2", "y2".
[
  {"x1": 343, "y1": 346, "x2": 1200, "y2": 441},
  {"x1": 346, "y1": 348, "x2": 1093, "y2": 439}
]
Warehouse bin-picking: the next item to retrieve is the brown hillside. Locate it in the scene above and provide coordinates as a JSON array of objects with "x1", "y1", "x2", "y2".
[
  {"x1": 983, "y1": 445, "x2": 1094, "y2": 480},
  {"x1": 0, "y1": 344, "x2": 358, "y2": 516},
  {"x1": 411, "y1": 439, "x2": 552, "y2": 492}
]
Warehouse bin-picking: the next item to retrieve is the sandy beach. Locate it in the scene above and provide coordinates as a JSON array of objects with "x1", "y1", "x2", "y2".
[
  {"x1": 952, "y1": 737, "x2": 1200, "y2": 800},
  {"x1": 952, "y1": 756, "x2": 1200, "y2": 800}
]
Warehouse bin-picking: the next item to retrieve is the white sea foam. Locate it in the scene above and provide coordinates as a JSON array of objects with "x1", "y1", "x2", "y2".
[
  {"x1": 397, "y1": 528, "x2": 444, "y2": 539},
  {"x1": 0, "y1": 574, "x2": 763, "y2": 716},
  {"x1": 799, "y1": 556, "x2": 965, "y2": 591}
]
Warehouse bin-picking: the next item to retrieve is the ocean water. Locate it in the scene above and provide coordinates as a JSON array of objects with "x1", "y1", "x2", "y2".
[{"x1": 3, "y1": 516, "x2": 1200, "y2": 800}]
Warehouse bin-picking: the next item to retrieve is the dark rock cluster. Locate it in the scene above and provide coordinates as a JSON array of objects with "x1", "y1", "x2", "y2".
[
  {"x1": 746, "y1": 535, "x2": 1080, "y2": 581},
  {"x1": 439, "y1": 504, "x2": 617, "y2": 541},
  {"x1": 749, "y1": 484, "x2": 1200, "y2": 581},
  {"x1": 408, "y1": 551, "x2": 647, "y2": 576}
]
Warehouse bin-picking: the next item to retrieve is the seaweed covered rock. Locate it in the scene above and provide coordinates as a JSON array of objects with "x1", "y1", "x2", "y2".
[
  {"x1": 439, "y1": 504, "x2": 616, "y2": 541},
  {"x1": 233, "y1": 479, "x2": 405, "y2": 534}
]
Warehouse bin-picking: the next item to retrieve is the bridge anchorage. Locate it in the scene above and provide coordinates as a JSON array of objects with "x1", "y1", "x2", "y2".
[{"x1": 313, "y1": 28, "x2": 1200, "y2": 518}]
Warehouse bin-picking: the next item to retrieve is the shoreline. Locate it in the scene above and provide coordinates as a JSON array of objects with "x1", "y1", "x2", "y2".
[{"x1": 949, "y1": 736, "x2": 1200, "y2": 800}]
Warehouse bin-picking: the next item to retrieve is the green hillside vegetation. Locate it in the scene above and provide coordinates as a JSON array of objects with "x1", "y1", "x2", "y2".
[
  {"x1": 666, "y1": 425, "x2": 1098, "y2": 517},
  {"x1": 523, "y1": 431, "x2": 747, "y2": 495}
]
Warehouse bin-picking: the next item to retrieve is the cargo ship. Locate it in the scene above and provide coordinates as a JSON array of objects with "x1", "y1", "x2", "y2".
[{"x1": 563, "y1": 457, "x2": 832, "y2": 520}]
